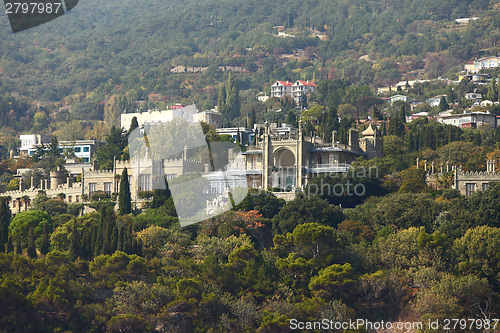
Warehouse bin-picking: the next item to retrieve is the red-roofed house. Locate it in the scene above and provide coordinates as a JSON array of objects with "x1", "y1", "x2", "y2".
[
  {"x1": 271, "y1": 81, "x2": 293, "y2": 98},
  {"x1": 292, "y1": 80, "x2": 316, "y2": 103}
]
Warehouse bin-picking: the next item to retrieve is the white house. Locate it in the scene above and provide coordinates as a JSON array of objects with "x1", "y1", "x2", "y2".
[
  {"x1": 271, "y1": 81, "x2": 293, "y2": 98},
  {"x1": 291, "y1": 80, "x2": 316, "y2": 103}
]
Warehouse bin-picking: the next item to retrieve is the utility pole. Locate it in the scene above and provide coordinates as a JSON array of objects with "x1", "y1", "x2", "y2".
[{"x1": 210, "y1": 7, "x2": 220, "y2": 55}]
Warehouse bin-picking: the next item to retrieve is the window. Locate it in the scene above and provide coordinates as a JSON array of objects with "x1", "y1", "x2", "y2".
[
  {"x1": 83, "y1": 146, "x2": 90, "y2": 152},
  {"x1": 83, "y1": 157, "x2": 89, "y2": 163},
  {"x1": 104, "y1": 182, "x2": 112, "y2": 196},
  {"x1": 89, "y1": 183, "x2": 97, "y2": 196},
  {"x1": 139, "y1": 174, "x2": 151, "y2": 191},
  {"x1": 329, "y1": 154, "x2": 334, "y2": 165},
  {"x1": 252, "y1": 179, "x2": 258, "y2": 188},
  {"x1": 482, "y1": 183, "x2": 489, "y2": 191},
  {"x1": 252, "y1": 156, "x2": 257, "y2": 170},
  {"x1": 75, "y1": 195, "x2": 79, "y2": 203},
  {"x1": 317, "y1": 154, "x2": 322, "y2": 165},
  {"x1": 68, "y1": 196, "x2": 72, "y2": 203},
  {"x1": 74, "y1": 147, "x2": 81, "y2": 153},
  {"x1": 465, "y1": 183, "x2": 476, "y2": 197}
]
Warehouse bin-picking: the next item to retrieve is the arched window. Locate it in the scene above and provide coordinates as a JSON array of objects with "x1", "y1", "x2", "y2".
[
  {"x1": 329, "y1": 154, "x2": 334, "y2": 165},
  {"x1": 252, "y1": 156, "x2": 257, "y2": 170},
  {"x1": 317, "y1": 154, "x2": 322, "y2": 165}
]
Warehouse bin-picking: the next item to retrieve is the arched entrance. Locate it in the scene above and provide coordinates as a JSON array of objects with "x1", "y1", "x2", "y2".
[{"x1": 272, "y1": 148, "x2": 296, "y2": 190}]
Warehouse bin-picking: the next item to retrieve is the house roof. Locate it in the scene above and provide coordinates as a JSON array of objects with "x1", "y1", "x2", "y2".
[
  {"x1": 275, "y1": 80, "x2": 293, "y2": 86},
  {"x1": 295, "y1": 80, "x2": 316, "y2": 87}
]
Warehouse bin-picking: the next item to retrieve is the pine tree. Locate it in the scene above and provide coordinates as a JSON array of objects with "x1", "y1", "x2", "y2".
[
  {"x1": 40, "y1": 222, "x2": 49, "y2": 255},
  {"x1": 69, "y1": 220, "x2": 79, "y2": 260},
  {"x1": 0, "y1": 197, "x2": 11, "y2": 247},
  {"x1": 16, "y1": 235, "x2": 22, "y2": 255},
  {"x1": 119, "y1": 168, "x2": 131, "y2": 215},
  {"x1": 27, "y1": 227, "x2": 36, "y2": 259}
]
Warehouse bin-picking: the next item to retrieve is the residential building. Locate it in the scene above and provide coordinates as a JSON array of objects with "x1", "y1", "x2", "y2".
[
  {"x1": 464, "y1": 56, "x2": 500, "y2": 73},
  {"x1": 19, "y1": 134, "x2": 51, "y2": 156},
  {"x1": 271, "y1": 81, "x2": 293, "y2": 98},
  {"x1": 216, "y1": 127, "x2": 254, "y2": 146},
  {"x1": 390, "y1": 95, "x2": 415, "y2": 105},
  {"x1": 121, "y1": 105, "x2": 198, "y2": 131},
  {"x1": 465, "y1": 93, "x2": 482, "y2": 100},
  {"x1": 291, "y1": 80, "x2": 316, "y2": 103},
  {"x1": 193, "y1": 110, "x2": 223, "y2": 128},
  {"x1": 437, "y1": 111, "x2": 497, "y2": 128}
]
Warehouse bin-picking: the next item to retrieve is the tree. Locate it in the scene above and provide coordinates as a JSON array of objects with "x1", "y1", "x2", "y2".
[
  {"x1": 68, "y1": 220, "x2": 79, "y2": 260},
  {"x1": 128, "y1": 116, "x2": 139, "y2": 136},
  {"x1": 486, "y1": 78, "x2": 498, "y2": 102},
  {"x1": 249, "y1": 108, "x2": 256, "y2": 131},
  {"x1": 218, "y1": 85, "x2": 227, "y2": 121},
  {"x1": 95, "y1": 125, "x2": 127, "y2": 170},
  {"x1": 274, "y1": 195, "x2": 344, "y2": 234},
  {"x1": 119, "y1": 168, "x2": 131, "y2": 215},
  {"x1": 399, "y1": 105, "x2": 406, "y2": 123},
  {"x1": 439, "y1": 96, "x2": 449, "y2": 111},
  {"x1": 0, "y1": 197, "x2": 11, "y2": 247},
  {"x1": 40, "y1": 222, "x2": 49, "y2": 255},
  {"x1": 27, "y1": 227, "x2": 36, "y2": 258},
  {"x1": 226, "y1": 73, "x2": 241, "y2": 121},
  {"x1": 9, "y1": 210, "x2": 52, "y2": 246},
  {"x1": 300, "y1": 94, "x2": 308, "y2": 109},
  {"x1": 151, "y1": 175, "x2": 171, "y2": 209},
  {"x1": 16, "y1": 235, "x2": 22, "y2": 255}
]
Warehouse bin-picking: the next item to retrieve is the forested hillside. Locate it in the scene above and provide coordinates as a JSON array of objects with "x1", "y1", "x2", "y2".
[{"x1": 0, "y1": 0, "x2": 499, "y2": 104}]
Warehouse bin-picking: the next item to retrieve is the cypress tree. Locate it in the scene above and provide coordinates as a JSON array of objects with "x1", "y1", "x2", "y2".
[
  {"x1": 128, "y1": 116, "x2": 139, "y2": 136},
  {"x1": 111, "y1": 225, "x2": 118, "y2": 253},
  {"x1": 27, "y1": 227, "x2": 36, "y2": 259},
  {"x1": 382, "y1": 121, "x2": 387, "y2": 136},
  {"x1": 399, "y1": 105, "x2": 406, "y2": 123},
  {"x1": 119, "y1": 168, "x2": 131, "y2": 215},
  {"x1": 5, "y1": 235, "x2": 13, "y2": 253},
  {"x1": 0, "y1": 197, "x2": 11, "y2": 247},
  {"x1": 40, "y1": 222, "x2": 49, "y2": 255},
  {"x1": 249, "y1": 108, "x2": 256, "y2": 129},
  {"x1": 217, "y1": 85, "x2": 227, "y2": 120},
  {"x1": 151, "y1": 175, "x2": 171, "y2": 209},
  {"x1": 16, "y1": 235, "x2": 22, "y2": 255},
  {"x1": 226, "y1": 72, "x2": 241, "y2": 121},
  {"x1": 117, "y1": 227, "x2": 123, "y2": 252},
  {"x1": 69, "y1": 220, "x2": 79, "y2": 260},
  {"x1": 439, "y1": 96, "x2": 449, "y2": 111}
]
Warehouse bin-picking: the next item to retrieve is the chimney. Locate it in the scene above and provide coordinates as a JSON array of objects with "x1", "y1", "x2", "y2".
[
  {"x1": 67, "y1": 177, "x2": 73, "y2": 188},
  {"x1": 204, "y1": 163, "x2": 211, "y2": 173},
  {"x1": 19, "y1": 180, "x2": 25, "y2": 191},
  {"x1": 348, "y1": 129, "x2": 359, "y2": 152},
  {"x1": 92, "y1": 159, "x2": 98, "y2": 171},
  {"x1": 183, "y1": 145, "x2": 188, "y2": 160}
]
